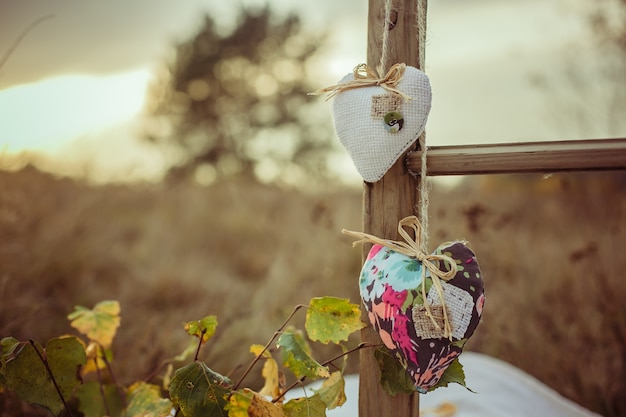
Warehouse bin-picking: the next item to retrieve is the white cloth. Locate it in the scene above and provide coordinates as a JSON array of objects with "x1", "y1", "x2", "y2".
[
  {"x1": 330, "y1": 66, "x2": 431, "y2": 183},
  {"x1": 286, "y1": 352, "x2": 602, "y2": 417}
]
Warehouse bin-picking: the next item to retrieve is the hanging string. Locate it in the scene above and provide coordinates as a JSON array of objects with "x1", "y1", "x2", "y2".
[
  {"x1": 377, "y1": 0, "x2": 393, "y2": 77},
  {"x1": 378, "y1": 0, "x2": 431, "y2": 250},
  {"x1": 417, "y1": 134, "x2": 430, "y2": 252},
  {"x1": 415, "y1": 0, "x2": 430, "y2": 251},
  {"x1": 416, "y1": 0, "x2": 427, "y2": 71}
]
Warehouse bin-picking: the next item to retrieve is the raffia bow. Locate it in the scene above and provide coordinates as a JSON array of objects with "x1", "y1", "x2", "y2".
[
  {"x1": 342, "y1": 216, "x2": 458, "y2": 340},
  {"x1": 311, "y1": 63, "x2": 412, "y2": 101}
]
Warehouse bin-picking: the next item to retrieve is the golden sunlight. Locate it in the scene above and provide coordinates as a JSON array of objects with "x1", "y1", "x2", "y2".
[{"x1": 0, "y1": 68, "x2": 151, "y2": 152}]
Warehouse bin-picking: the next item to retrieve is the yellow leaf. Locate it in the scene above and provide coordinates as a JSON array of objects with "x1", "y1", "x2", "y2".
[
  {"x1": 250, "y1": 344, "x2": 280, "y2": 398},
  {"x1": 249, "y1": 393, "x2": 284, "y2": 417},
  {"x1": 68, "y1": 300, "x2": 121, "y2": 348},
  {"x1": 226, "y1": 390, "x2": 253, "y2": 417},
  {"x1": 250, "y1": 344, "x2": 272, "y2": 359},
  {"x1": 81, "y1": 341, "x2": 112, "y2": 376},
  {"x1": 259, "y1": 356, "x2": 280, "y2": 398}
]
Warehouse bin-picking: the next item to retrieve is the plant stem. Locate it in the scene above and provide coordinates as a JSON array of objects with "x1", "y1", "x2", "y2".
[
  {"x1": 272, "y1": 342, "x2": 378, "y2": 403},
  {"x1": 232, "y1": 304, "x2": 307, "y2": 391},
  {"x1": 94, "y1": 357, "x2": 111, "y2": 417},
  {"x1": 28, "y1": 339, "x2": 74, "y2": 417},
  {"x1": 193, "y1": 328, "x2": 207, "y2": 361},
  {"x1": 99, "y1": 343, "x2": 126, "y2": 408}
]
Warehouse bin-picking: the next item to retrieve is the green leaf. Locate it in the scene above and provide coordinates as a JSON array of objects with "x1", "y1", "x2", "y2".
[
  {"x1": 427, "y1": 357, "x2": 472, "y2": 393},
  {"x1": 169, "y1": 361, "x2": 232, "y2": 417},
  {"x1": 184, "y1": 315, "x2": 218, "y2": 344},
  {"x1": 0, "y1": 337, "x2": 20, "y2": 358},
  {"x1": 374, "y1": 347, "x2": 416, "y2": 396},
  {"x1": 0, "y1": 337, "x2": 21, "y2": 388},
  {"x1": 451, "y1": 338, "x2": 467, "y2": 348},
  {"x1": 123, "y1": 382, "x2": 173, "y2": 417},
  {"x1": 75, "y1": 381, "x2": 124, "y2": 417},
  {"x1": 311, "y1": 371, "x2": 345, "y2": 410},
  {"x1": 283, "y1": 394, "x2": 326, "y2": 417},
  {"x1": 68, "y1": 300, "x2": 121, "y2": 348},
  {"x1": 2, "y1": 336, "x2": 86, "y2": 415},
  {"x1": 305, "y1": 297, "x2": 365, "y2": 344},
  {"x1": 224, "y1": 389, "x2": 253, "y2": 417},
  {"x1": 277, "y1": 329, "x2": 329, "y2": 380}
]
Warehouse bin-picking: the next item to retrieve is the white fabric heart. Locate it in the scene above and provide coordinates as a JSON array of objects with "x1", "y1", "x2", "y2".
[{"x1": 329, "y1": 65, "x2": 432, "y2": 182}]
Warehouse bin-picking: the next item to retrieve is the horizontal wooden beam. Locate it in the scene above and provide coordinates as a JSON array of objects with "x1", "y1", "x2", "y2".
[{"x1": 406, "y1": 138, "x2": 626, "y2": 176}]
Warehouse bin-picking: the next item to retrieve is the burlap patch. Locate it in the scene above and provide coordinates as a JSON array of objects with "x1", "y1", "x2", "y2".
[
  {"x1": 412, "y1": 304, "x2": 447, "y2": 339},
  {"x1": 371, "y1": 94, "x2": 403, "y2": 118}
]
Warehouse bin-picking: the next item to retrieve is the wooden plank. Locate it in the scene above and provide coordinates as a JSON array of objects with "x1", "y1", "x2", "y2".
[
  {"x1": 361, "y1": 1, "x2": 424, "y2": 417},
  {"x1": 406, "y1": 138, "x2": 626, "y2": 176}
]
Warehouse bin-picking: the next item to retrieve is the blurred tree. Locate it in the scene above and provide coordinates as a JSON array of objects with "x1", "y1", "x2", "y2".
[{"x1": 145, "y1": 6, "x2": 333, "y2": 184}]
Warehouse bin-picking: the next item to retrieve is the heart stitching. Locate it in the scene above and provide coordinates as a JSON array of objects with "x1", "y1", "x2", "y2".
[{"x1": 330, "y1": 66, "x2": 432, "y2": 182}]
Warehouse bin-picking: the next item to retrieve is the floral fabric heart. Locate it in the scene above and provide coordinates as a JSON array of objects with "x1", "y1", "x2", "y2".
[
  {"x1": 329, "y1": 65, "x2": 432, "y2": 182},
  {"x1": 359, "y1": 242, "x2": 485, "y2": 393}
]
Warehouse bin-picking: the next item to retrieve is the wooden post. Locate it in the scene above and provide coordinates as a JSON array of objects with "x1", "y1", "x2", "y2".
[{"x1": 360, "y1": 1, "x2": 426, "y2": 417}]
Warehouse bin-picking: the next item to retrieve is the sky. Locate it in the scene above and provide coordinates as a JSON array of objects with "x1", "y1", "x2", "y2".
[{"x1": 0, "y1": 0, "x2": 617, "y2": 183}]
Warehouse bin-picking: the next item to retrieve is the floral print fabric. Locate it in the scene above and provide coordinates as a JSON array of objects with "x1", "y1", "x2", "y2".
[{"x1": 360, "y1": 242, "x2": 485, "y2": 393}]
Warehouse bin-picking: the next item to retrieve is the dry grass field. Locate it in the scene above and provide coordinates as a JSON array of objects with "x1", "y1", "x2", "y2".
[{"x1": 1, "y1": 166, "x2": 624, "y2": 416}]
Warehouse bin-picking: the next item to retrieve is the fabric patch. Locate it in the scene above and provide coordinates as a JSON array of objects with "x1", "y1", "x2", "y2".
[
  {"x1": 412, "y1": 304, "x2": 446, "y2": 339},
  {"x1": 426, "y1": 281, "x2": 475, "y2": 340},
  {"x1": 371, "y1": 94, "x2": 403, "y2": 118}
]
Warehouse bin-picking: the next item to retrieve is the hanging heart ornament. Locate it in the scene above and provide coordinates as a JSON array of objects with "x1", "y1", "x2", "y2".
[
  {"x1": 314, "y1": 63, "x2": 432, "y2": 182},
  {"x1": 343, "y1": 217, "x2": 485, "y2": 393}
]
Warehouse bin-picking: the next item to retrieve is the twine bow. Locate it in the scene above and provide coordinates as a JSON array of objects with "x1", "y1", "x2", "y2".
[
  {"x1": 311, "y1": 63, "x2": 412, "y2": 101},
  {"x1": 342, "y1": 216, "x2": 458, "y2": 340}
]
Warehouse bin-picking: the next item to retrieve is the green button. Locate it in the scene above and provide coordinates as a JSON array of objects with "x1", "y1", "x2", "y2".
[{"x1": 384, "y1": 111, "x2": 404, "y2": 133}]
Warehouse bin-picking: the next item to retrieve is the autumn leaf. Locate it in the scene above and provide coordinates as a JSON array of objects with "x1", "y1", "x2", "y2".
[
  {"x1": 68, "y1": 300, "x2": 121, "y2": 348},
  {"x1": 81, "y1": 341, "x2": 113, "y2": 376},
  {"x1": 248, "y1": 392, "x2": 285, "y2": 417},
  {"x1": 184, "y1": 315, "x2": 218, "y2": 344},
  {"x1": 312, "y1": 371, "x2": 346, "y2": 410},
  {"x1": 250, "y1": 345, "x2": 280, "y2": 398},
  {"x1": 277, "y1": 328, "x2": 329, "y2": 380},
  {"x1": 2, "y1": 337, "x2": 86, "y2": 415},
  {"x1": 169, "y1": 361, "x2": 232, "y2": 417},
  {"x1": 225, "y1": 389, "x2": 253, "y2": 417},
  {"x1": 305, "y1": 297, "x2": 365, "y2": 344},
  {"x1": 283, "y1": 395, "x2": 326, "y2": 417},
  {"x1": 75, "y1": 381, "x2": 123, "y2": 417},
  {"x1": 374, "y1": 346, "x2": 417, "y2": 396},
  {"x1": 123, "y1": 382, "x2": 173, "y2": 417},
  {"x1": 427, "y1": 357, "x2": 471, "y2": 393}
]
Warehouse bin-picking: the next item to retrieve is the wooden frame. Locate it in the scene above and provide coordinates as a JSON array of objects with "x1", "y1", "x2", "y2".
[
  {"x1": 361, "y1": 2, "x2": 624, "y2": 417},
  {"x1": 407, "y1": 138, "x2": 626, "y2": 176}
]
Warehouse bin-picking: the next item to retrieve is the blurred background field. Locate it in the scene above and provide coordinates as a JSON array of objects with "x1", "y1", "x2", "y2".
[{"x1": 1, "y1": 166, "x2": 624, "y2": 416}]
